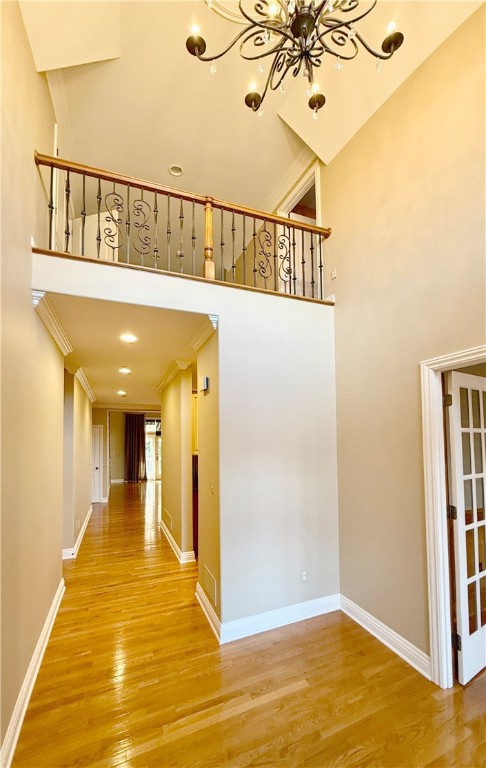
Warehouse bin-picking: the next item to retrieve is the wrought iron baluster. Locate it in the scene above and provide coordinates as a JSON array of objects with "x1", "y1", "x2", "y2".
[
  {"x1": 64, "y1": 170, "x2": 71, "y2": 253},
  {"x1": 96, "y1": 178, "x2": 102, "y2": 258},
  {"x1": 192, "y1": 200, "x2": 196, "y2": 275},
  {"x1": 220, "y1": 208, "x2": 225, "y2": 281},
  {"x1": 231, "y1": 211, "x2": 236, "y2": 283},
  {"x1": 126, "y1": 186, "x2": 131, "y2": 264},
  {"x1": 318, "y1": 234, "x2": 324, "y2": 300},
  {"x1": 167, "y1": 195, "x2": 171, "y2": 272},
  {"x1": 310, "y1": 232, "x2": 315, "y2": 299},
  {"x1": 178, "y1": 198, "x2": 184, "y2": 273},
  {"x1": 80, "y1": 174, "x2": 86, "y2": 256},
  {"x1": 252, "y1": 216, "x2": 257, "y2": 287},
  {"x1": 48, "y1": 165, "x2": 55, "y2": 250},
  {"x1": 242, "y1": 215, "x2": 247, "y2": 285},
  {"x1": 153, "y1": 192, "x2": 159, "y2": 267},
  {"x1": 292, "y1": 226, "x2": 297, "y2": 295},
  {"x1": 301, "y1": 229, "x2": 306, "y2": 297},
  {"x1": 273, "y1": 222, "x2": 277, "y2": 292}
]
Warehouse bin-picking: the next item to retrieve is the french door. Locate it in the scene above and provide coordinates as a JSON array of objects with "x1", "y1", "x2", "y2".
[{"x1": 447, "y1": 371, "x2": 486, "y2": 684}]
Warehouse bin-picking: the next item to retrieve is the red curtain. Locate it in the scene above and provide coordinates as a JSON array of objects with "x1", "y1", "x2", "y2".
[{"x1": 124, "y1": 413, "x2": 147, "y2": 482}]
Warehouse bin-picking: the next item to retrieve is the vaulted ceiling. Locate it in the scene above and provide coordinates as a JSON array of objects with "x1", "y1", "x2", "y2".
[{"x1": 20, "y1": 0, "x2": 481, "y2": 408}]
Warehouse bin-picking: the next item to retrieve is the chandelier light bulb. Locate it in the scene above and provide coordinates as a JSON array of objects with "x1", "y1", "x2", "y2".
[
  {"x1": 249, "y1": 81, "x2": 257, "y2": 92},
  {"x1": 209, "y1": 59, "x2": 217, "y2": 73},
  {"x1": 268, "y1": 3, "x2": 279, "y2": 17},
  {"x1": 387, "y1": 20, "x2": 397, "y2": 35},
  {"x1": 312, "y1": 83, "x2": 320, "y2": 94},
  {"x1": 191, "y1": 24, "x2": 200, "y2": 36}
]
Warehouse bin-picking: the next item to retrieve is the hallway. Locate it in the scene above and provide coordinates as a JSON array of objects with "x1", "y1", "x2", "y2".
[{"x1": 13, "y1": 483, "x2": 485, "y2": 767}]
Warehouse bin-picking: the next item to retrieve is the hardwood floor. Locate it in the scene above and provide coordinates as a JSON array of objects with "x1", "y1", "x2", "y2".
[{"x1": 13, "y1": 482, "x2": 486, "y2": 767}]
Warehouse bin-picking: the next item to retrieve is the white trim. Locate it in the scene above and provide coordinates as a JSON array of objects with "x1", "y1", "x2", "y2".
[
  {"x1": 159, "y1": 520, "x2": 196, "y2": 564},
  {"x1": 158, "y1": 360, "x2": 191, "y2": 393},
  {"x1": 92, "y1": 424, "x2": 103, "y2": 503},
  {"x1": 341, "y1": 596, "x2": 431, "y2": 681},
  {"x1": 0, "y1": 578, "x2": 65, "y2": 768},
  {"x1": 75, "y1": 368, "x2": 95, "y2": 403},
  {"x1": 110, "y1": 478, "x2": 125, "y2": 484},
  {"x1": 62, "y1": 505, "x2": 92, "y2": 560},
  {"x1": 219, "y1": 594, "x2": 340, "y2": 645},
  {"x1": 276, "y1": 160, "x2": 321, "y2": 226},
  {"x1": 421, "y1": 345, "x2": 486, "y2": 688},
  {"x1": 264, "y1": 145, "x2": 316, "y2": 215},
  {"x1": 195, "y1": 582, "x2": 221, "y2": 641},
  {"x1": 191, "y1": 315, "x2": 219, "y2": 352},
  {"x1": 32, "y1": 292, "x2": 73, "y2": 355}
]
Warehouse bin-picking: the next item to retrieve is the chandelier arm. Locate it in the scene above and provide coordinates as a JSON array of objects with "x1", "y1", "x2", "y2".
[
  {"x1": 192, "y1": 24, "x2": 256, "y2": 62},
  {"x1": 237, "y1": 0, "x2": 298, "y2": 46},
  {"x1": 312, "y1": 27, "x2": 359, "y2": 60},
  {"x1": 240, "y1": 35, "x2": 295, "y2": 61},
  {"x1": 268, "y1": 49, "x2": 294, "y2": 91},
  {"x1": 353, "y1": 30, "x2": 396, "y2": 60},
  {"x1": 258, "y1": 51, "x2": 295, "y2": 106}
]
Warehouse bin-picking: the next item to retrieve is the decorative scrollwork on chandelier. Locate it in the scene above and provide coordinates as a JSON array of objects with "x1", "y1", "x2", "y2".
[{"x1": 186, "y1": 0, "x2": 403, "y2": 116}]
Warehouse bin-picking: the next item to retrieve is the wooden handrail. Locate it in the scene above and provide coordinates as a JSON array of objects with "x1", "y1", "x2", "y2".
[{"x1": 34, "y1": 150, "x2": 332, "y2": 239}]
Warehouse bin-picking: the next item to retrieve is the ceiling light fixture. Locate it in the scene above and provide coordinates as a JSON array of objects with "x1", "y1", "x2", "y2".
[
  {"x1": 169, "y1": 164, "x2": 184, "y2": 177},
  {"x1": 120, "y1": 333, "x2": 138, "y2": 343},
  {"x1": 117, "y1": 389, "x2": 127, "y2": 397},
  {"x1": 186, "y1": 0, "x2": 404, "y2": 118},
  {"x1": 118, "y1": 367, "x2": 132, "y2": 375}
]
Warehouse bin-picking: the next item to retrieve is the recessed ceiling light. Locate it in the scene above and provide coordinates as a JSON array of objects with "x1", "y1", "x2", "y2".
[
  {"x1": 117, "y1": 389, "x2": 127, "y2": 397},
  {"x1": 120, "y1": 333, "x2": 138, "y2": 343},
  {"x1": 118, "y1": 367, "x2": 132, "y2": 375},
  {"x1": 169, "y1": 164, "x2": 183, "y2": 177}
]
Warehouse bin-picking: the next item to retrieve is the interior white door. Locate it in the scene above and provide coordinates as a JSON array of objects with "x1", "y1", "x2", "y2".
[
  {"x1": 448, "y1": 371, "x2": 486, "y2": 684},
  {"x1": 91, "y1": 426, "x2": 102, "y2": 503}
]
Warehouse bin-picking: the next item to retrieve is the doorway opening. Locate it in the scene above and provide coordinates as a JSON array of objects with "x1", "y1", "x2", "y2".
[{"x1": 145, "y1": 417, "x2": 162, "y2": 481}]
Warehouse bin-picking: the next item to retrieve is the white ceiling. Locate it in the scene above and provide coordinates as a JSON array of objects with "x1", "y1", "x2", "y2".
[{"x1": 47, "y1": 294, "x2": 208, "y2": 409}]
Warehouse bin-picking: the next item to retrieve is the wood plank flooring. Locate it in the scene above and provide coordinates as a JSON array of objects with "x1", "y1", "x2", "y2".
[{"x1": 13, "y1": 482, "x2": 486, "y2": 767}]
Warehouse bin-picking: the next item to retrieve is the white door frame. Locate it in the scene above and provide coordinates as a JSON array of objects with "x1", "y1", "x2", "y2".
[
  {"x1": 421, "y1": 344, "x2": 486, "y2": 688},
  {"x1": 92, "y1": 425, "x2": 103, "y2": 503}
]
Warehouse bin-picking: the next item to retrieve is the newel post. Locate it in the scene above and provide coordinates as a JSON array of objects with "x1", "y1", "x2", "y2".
[{"x1": 204, "y1": 198, "x2": 215, "y2": 280}]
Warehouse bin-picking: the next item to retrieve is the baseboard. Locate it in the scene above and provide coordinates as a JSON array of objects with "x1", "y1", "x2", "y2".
[
  {"x1": 195, "y1": 582, "x2": 221, "y2": 642},
  {"x1": 110, "y1": 479, "x2": 124, "y2": 484},
  {"x1": 62, "y1": 505, "x2": 92, "y2": 560},
  {"x1": 219, "y1": 594, "x2": 340, "y2": 644},
  {"x1": 159, "y1": 520, "x2": 196, "y2": 564},
  {"x1": 340, "y1": 595, "x2": 431, "y2": 680},
  {"x1": 0, "y1": 578, "x2": 65, "y2": 768}
]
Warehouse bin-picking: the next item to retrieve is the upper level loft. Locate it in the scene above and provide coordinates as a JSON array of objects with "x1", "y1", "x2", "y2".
[{"x1": 34, "y1": 151, "x2": 332, "y2": 304}]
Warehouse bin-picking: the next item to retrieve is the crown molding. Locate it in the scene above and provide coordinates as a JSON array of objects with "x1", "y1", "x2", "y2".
[
  {"x1": 191, "y1": 315, "x2": 219, "y2": 352},
  {"x1": 158, "y1": 360, "x2": 191, "y2": 393},
  {"x1": 32, "y1": 291, "x2": 73, "y2": 356},
  {"x1": 75, "y1": 368, "x2": 96, "y2": 403}
]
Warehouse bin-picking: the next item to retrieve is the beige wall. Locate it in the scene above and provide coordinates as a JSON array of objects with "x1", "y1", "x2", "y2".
[
  {"x1": 160, "y1": 368, "x2": 193, "y2": 554},
  {"x1": 322, "y1": 8, "x2": 485, "y2": 652},
  {"x1": 1, "y1": 0, "x2": 62, "y2": 741},
  {"x1": 63, "y1": 373, "x2": 92, "y2": 549},
  {"x1": 92, "y1": 408, "x2": 109, "y2": 500},
  {"x1": 109, "y1": 411, "x2": 125, "y2": 482},
  {"x1": 39, "y1": 255, "x2": 340, "y2": 627},
  {"x1": 197, "y1": 334, "x2": 221, "y2": 612}
]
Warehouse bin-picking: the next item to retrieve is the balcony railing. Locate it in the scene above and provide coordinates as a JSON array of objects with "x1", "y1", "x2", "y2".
[{"x1": 34, "y1": 151, "x2": 332, "y2": 301}]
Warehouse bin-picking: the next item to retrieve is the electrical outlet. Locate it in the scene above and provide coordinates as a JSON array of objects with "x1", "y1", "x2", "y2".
[{"x1": 301, "y1": 569, "x2": 307, "y2": 583}]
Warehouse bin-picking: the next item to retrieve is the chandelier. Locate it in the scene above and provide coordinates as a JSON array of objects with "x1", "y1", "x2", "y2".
[{"x1": 186, "y1": 0, "x2": 404, "y2": 117}]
